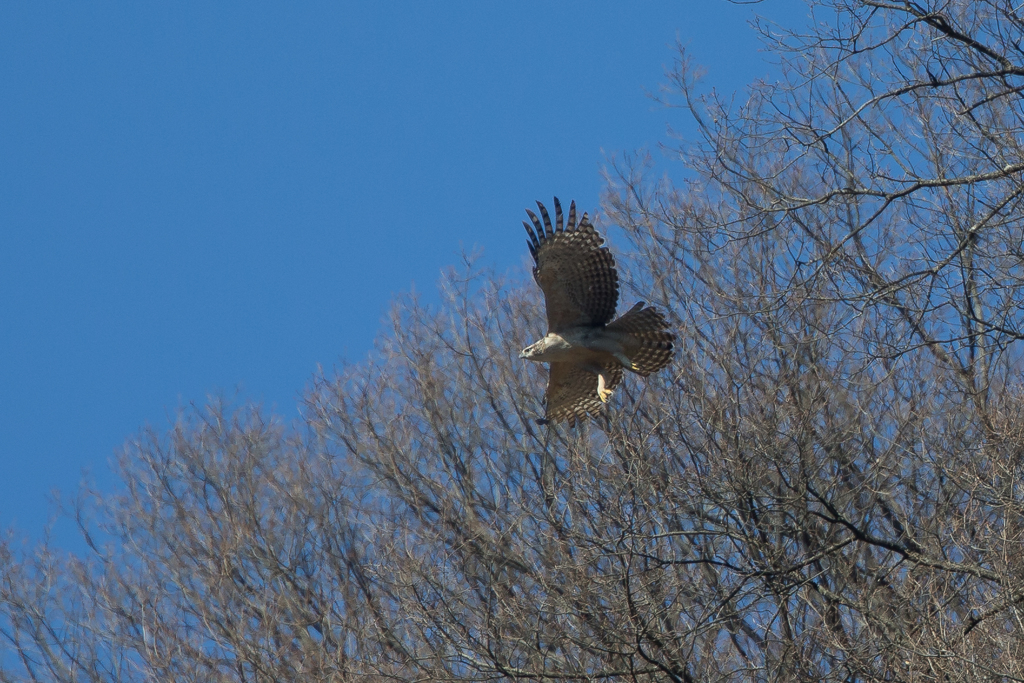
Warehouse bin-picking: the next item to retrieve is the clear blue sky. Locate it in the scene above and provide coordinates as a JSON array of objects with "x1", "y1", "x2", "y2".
[{"x1": 1, "y1": 1, "x2": 805, "y2": 544}]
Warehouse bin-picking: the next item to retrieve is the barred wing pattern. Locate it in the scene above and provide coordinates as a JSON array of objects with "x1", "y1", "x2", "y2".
[
  {"x1": 546, "y1": 361, "x2": 623, "y2": 427},
  {"x1": 524, "y1": 198, "x2": 619, "y2": 331}
]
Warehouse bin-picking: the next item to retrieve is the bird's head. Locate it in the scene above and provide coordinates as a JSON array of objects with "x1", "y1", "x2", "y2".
[
  {"x1": 520, "y1": 334, "x2": 569, "y2": 361},
  {"x1": 519, "y1": 341, "x2": 542, "y2": 360}
]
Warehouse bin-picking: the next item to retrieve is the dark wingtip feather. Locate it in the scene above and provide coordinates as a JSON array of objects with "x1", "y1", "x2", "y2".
[
  {"x1": 536, "y1": 201, "x2": 554, "y2": 236},
  {"x1": 523, "y1": 219, "x2": 538, "y2": 244},
  {"x1": 525, "y1": 208, "x2": 544, "y2": 240},
  {"x1": 553, "y1": 197, "x2": 563, "y2": 232},
  {"x1": 567, "y1": 201, "x2": 577, "y2": 230}
]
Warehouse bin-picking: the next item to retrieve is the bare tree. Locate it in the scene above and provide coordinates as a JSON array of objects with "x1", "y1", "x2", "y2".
[{"x1": 5, "y1": 1, "x2": 1024, "y2": 680}]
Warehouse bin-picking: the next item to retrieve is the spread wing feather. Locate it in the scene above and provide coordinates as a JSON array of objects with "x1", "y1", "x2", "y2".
[
  {"x1": 524, "y1": 198, "x2": 619, "y2": 331},
  {"x1": 545, "y1": 361, "x2": 623, "y2": 427}
]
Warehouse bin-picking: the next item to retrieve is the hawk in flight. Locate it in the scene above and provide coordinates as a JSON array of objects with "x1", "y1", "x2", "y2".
[{"x1": 520, "y1": 198, "x2": 675, "y2": 425}]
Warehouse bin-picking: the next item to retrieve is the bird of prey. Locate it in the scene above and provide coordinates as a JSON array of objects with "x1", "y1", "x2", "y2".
[{"x1": 520, "y1": 198, "x2": 675, "y2": 425}]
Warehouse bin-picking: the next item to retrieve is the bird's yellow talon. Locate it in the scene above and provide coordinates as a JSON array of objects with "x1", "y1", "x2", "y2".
[{"x1": 596, "y1": 372, "x2": 613, "y2": 402}]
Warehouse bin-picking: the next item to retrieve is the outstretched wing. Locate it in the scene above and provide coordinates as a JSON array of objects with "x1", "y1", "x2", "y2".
[
  {"x1": 524, "y1": 198, "x2": 619, "y2": 332},
  {"x1": 545, "y1": 361, "x2": 623, "y2": 426}
]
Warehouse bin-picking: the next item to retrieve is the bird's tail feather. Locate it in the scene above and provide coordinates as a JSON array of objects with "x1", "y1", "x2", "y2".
[{"x1": 607, "y1": 302, "x2": 675, "y2": 376}]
